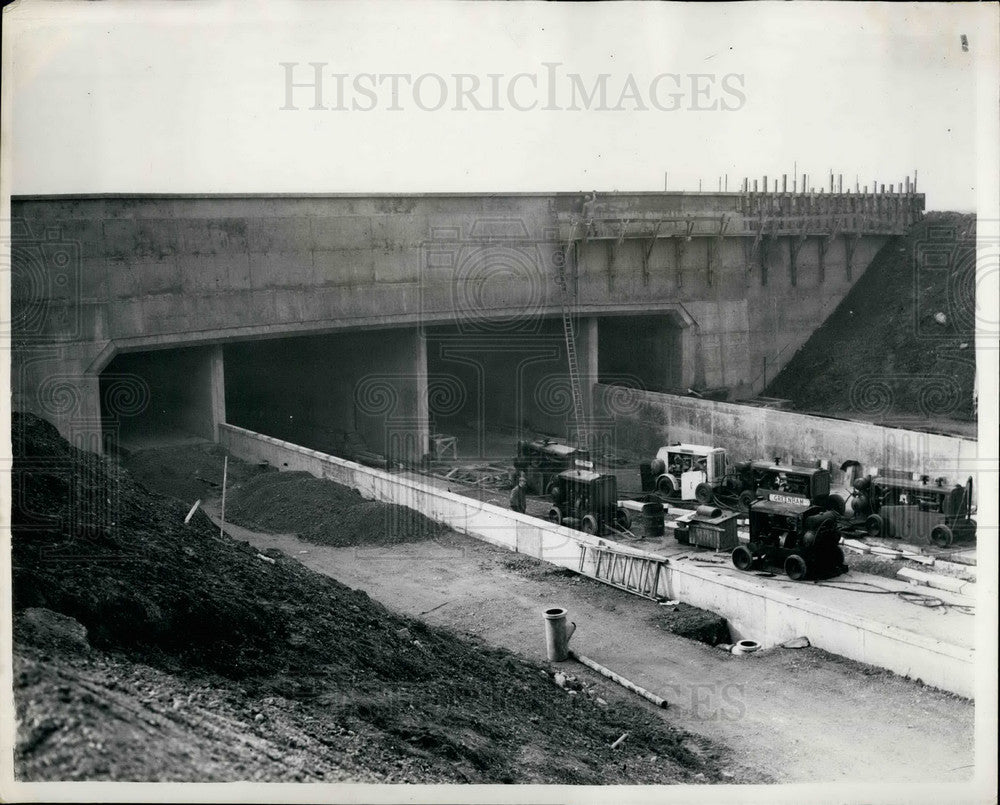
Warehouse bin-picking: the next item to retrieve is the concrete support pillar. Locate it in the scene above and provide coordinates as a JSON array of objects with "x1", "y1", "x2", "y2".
[
  {"x1": 577, "y1": 317, "x2": 599, "y2": 419},
  {"x1": 414, "y1": 329, "x2": 430, "y2": 459},
  {"x1": 14, "y1": 347, "x2": 106, "y2": 454},
  {"x1": 679, "y1": 323, "x2": 699, "y2": 391},
  {"x1": 209, "y1": 345, "x2": 226, "y2": 442}
]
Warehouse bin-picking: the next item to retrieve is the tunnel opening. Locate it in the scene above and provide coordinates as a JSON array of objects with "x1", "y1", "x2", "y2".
[
  {"x1": 424, "y1": 318, "x2": 579, "y2": 461},
  {"x1": 224, "y1": 327, "x2": 426, "y2": 464},
  {"x1": 598, "y1": 314, "x2": 684, "y2": 394},
  {"x1": 100, "y1": 345, "x2": 224, "y2": 454}
]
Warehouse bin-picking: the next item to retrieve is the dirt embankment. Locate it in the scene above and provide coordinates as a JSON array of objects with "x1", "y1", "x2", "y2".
[
  {"x1": 766, "y1": 212, "x2": 977, "y2": 435},
  {"x1": 224, "y1": 471, "x2": 449, "y2": 547},
  {"x1": 12, "y1": 413, "x2": 748, "y2": 784}
]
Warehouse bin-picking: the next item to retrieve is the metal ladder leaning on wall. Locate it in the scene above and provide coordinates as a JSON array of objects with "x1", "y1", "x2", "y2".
[
  {"x1": 579, "y1": 542, "x2": 665, "y2": 600},
  {"x1": 558, "y1": 222, "x2": 589, "y2": 449}
]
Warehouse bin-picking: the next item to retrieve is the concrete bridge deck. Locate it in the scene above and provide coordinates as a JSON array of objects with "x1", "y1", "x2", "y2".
[{"x1": 12, "y1": 189, "x2": 921, "y2": 461}]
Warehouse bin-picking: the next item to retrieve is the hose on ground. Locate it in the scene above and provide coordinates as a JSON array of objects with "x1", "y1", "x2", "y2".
[{"x1": 810, "y1": 579, "x2": 974, "y2": 615}]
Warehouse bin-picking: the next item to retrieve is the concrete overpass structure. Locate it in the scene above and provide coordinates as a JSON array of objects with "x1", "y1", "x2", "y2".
[{"x1": 10, "y1": 189, "x2": 923, "y2": 459}]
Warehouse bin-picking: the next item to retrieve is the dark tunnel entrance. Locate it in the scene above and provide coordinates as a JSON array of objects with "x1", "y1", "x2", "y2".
[
  {"x1": 100, "y1": 345, "x2": 224, "y2": 453},
  {"x1": 597, "y1": 314, "x2": 684, "y2": 394},
  {"x1": 424, "y1": 318, "x2": 580, "y2": 459},
  {"x1": 223, "y1": 327, "x2": 426, "y2": 463}
]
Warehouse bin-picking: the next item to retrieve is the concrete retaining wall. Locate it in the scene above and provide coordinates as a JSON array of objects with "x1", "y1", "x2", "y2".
[
  {"x1": 219, "y1": 423, "x2": 974, "y2": 698},
  {"x1": 595, "y1": 385, "x2": 979, "y2": 492}
]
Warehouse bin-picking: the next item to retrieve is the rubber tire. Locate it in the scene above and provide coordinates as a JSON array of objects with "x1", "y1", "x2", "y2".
[
  {"x1": 547, "y1": 506, "x2": 563, "y2": 525},
  {"x1": 738, "y1": 490, "x2": 755, "y2": 514},
  {"x1": 824, "y1": 493, "x2": 846, "y2": 515},
  {"x1": 657, "y1": 476, "x2": 676, "y2": 496},
  {"x1": 865, "y1": 514, "x2": 883, "y2": 538},
  {"x1": 785, "y1": 554, "x2": 808, "y2": 581},
  {"x1": 930, "y1": 524, "x2": 954, "y2": 548},
  {"x1": 732, "y1": 545, "x2": 754, "y2": 571},
  {"x1": 581, "y1": 515, "x2": 599, "y2": 535},
  {"x1": 614, "y1": 508, "x2": 631, "y2": 530},
  {"x1": 695, "y1": 482, "x2": 714, "y2": 505}
]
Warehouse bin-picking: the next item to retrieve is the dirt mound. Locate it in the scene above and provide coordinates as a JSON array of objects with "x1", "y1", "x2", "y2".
[
  {"x1": 224, "y1": 471, "x2": 448, "y2": 547},
  {"x1": 766, "y1": 212, "x2": 977, "y2": 433},
  {"x1": 120, "y1": 441, "x2": 267, "y2": 504},
  {"x1": 11, "y1": 412, "x2": 738, "y2": 783},
  {"x1": 651, "y1": 603, "x2": 731, "y2": 646},
  {"x1": 14, "y1": 608, "x2": 92, "y2": 657}
]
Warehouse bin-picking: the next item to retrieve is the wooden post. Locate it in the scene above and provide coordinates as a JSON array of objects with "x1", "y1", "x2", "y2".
[
  {"x1": 220, "y1": 455, "x2": 228, "y2": 537},
  {"x1": 782, "y1": 174, "x2": 787, "y2": 193}
]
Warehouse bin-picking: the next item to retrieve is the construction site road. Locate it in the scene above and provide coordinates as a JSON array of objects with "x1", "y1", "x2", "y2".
[{"x1": 204, "y1": 502, "x2": 975, "y2": 786}]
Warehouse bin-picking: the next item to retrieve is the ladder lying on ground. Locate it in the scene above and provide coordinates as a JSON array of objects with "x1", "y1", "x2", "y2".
[
  {"x1": 558, "y1": 224, "x2": 588, "y2": 448},
  {"x1": 578, "y1": 543, "x2": 666, "y2": 600}
]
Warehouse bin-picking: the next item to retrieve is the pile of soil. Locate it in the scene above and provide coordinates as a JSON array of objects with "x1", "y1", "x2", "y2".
[
  {"x1": 120, "y1": 442, "x2": 267, "y2": 504},
  {"x1": 651, "y1": 603, "x2": 731, "y2": 647},
  {"x1": 224, "y1": 471, "x2": 448, "y2": 547},
  {"x1": 766, "y1": 212, "x2": 977, "y2": 433},
  {"x1": 12, "y1": 412, "x2": 738, "y2": 783}
]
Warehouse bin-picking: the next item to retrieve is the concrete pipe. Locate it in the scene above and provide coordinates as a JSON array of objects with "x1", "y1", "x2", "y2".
[
  {"x1": 731, "y1": 640, "x2": 761, "y2": 656},
  {"x1": 543, "y1": 607, "x2": 576, "y2": 662}
]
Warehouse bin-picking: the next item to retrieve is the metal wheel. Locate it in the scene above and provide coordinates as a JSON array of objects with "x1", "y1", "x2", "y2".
[
  {"x1": 865, "y1": 514, "x2": 883, "y2": 538},
  {"x1": 695, "y1": 482, "x2": 714, "y2": 505},
  {"x1": 732, "y1": 545, "x2": 754, "y2": 571},
  {"x1": 930, "y1": 524, "x2": 954, "y2": 548},
  {"x1": 547, "y1": 506, "x2": 562, "y2": 525},
  {"x1": 785, "y1": 554, "x2": 808, "y2": 581},
  {"x1": 581, "y1": 515, "x2": 599, "y2": 535},
  {"x1": 657, "y1": 476, "x2": 675, "y2": 496},
  {"x1": 738, "y1": 491, "x2": 754, "y2": 514}
]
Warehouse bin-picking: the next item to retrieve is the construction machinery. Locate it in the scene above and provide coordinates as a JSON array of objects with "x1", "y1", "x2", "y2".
[
  {"x1": 513, "y1": 438, "x2": 592, "y2": 495},
  {"x1": 615, "y1": 496, "x2": 666, "y2": 538},
  {"x1": 732, "y1": 497, "x2": 847, "y2": 580},
  {"x1": 860, "y1": 474, "x2": 976, "y2": 547},
  {"x1": 548, "y1": 468, "x2": 630, "y2": 536},
  {"x1": 729, "y1": 459, "x2": 843, "y2": 514},
  {"x1": 647, "y1": 443, "x2": 731, "y2": 504}
]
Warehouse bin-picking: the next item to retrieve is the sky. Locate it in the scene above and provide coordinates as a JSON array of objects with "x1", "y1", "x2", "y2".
[{"x1": 2, "y1": 1, "x2": 998, "y2": 211}]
